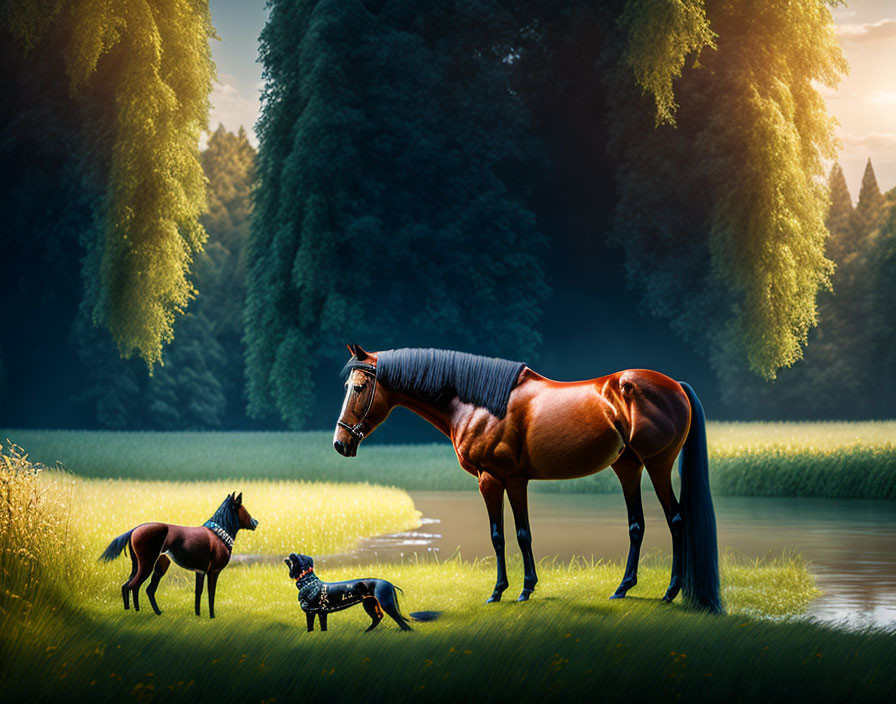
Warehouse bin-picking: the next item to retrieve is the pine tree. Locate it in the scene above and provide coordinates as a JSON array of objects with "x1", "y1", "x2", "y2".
[
  {"x1": 866, "y1": 194, "x2": 896, "y2": 416},
  {"x1": 146, "y1": 312, "x2": 226, "y2": 429},
  {"x1": 825, "y1": 163, "x2": 854, "y2": 264},
  {"x1": 852, "y1": 158, "x2": 886, "y2": 240},
  {"x1": 197, "y1": 125, "x2": 255, "y2": 426}
]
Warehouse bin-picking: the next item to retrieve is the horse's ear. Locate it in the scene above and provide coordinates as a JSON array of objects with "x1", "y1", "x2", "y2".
[
  {"x1": 350, "y1": 344, "x2": 370, "y2": 361},
  {"x1": 235, "y1": 492, "x2": 243, "y2": 505}
]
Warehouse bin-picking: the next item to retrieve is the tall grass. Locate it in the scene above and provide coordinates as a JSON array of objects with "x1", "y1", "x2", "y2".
[
  {"x1": 5, "y1": 422, "x2": 896, "y2": 499},
  {"x1": 0, "y1": 443, "x2": 79, "y2": 623}
]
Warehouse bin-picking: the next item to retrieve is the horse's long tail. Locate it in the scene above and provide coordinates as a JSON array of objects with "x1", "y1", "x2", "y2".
[
  {"x1": 677, "y1": 382, "x2": 723, "y2": 614},
  {"x1": 99, "y1": 528, "x2": 135, "y2": 562}
]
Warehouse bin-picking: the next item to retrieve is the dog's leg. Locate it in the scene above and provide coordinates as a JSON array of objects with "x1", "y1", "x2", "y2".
[
  {"x1": 195, "y1": 572, "x2": 204, "y2": 616},
  {"x1": 376, "y1": 583, "x2": 412, "y2": 631},
  {"x1": 363, "y1": 597, "x2": 383, "y2": 632},
  {"x1": 319, "y1": 612, "x2": 328, "y2": 632},
  {"x1": 306, "y1": 612, "x2": 315, "y2": 632}
]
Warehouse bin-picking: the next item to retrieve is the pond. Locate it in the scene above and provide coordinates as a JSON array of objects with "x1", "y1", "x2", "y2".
[{"x1": 342, "y1": 491, "x2": 896, "y2": 629}]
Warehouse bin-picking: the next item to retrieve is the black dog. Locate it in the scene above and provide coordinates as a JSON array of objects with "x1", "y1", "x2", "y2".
[{"x1": 284, "y1": 553, "x2": 412, "y2": 632}]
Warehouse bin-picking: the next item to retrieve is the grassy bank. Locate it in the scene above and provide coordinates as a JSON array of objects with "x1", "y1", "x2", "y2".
[
  {"x1": 5, "y1": 422, "x2": 896, "y2": 499},
  {"x1": 4, "y1": 554, "x2": 895, "y2": 703},
  {"x1": 3, "y1": 446, "x2": 895, "y2": 703}
]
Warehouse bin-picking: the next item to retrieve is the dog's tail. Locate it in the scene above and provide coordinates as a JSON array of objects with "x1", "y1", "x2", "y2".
[
  {"x1": 391, "y1": 585, "x2": 410, "y2": 621},
  {"x1": 99, "y1": 528, "x2": 135, "y2": 562},
  {"x1": 393, "y1": 584, "x2": 443, "y2": 622}
]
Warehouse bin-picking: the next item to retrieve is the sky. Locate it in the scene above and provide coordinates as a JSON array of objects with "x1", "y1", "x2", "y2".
[{"x1": 206, "y1": 0, "x2": 896, "y2": 198}]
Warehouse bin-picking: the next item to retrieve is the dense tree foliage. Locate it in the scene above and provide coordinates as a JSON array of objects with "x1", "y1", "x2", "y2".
[
  {"x1": 4, "y1": 0, "x2": 890, "y2": 428},
  {"x1": 730, "y1": 161, "x2": 895, "y2": 419},
  {"x1": 245, "y1": 0, "x2": 853, "y2": 427},
  {"x1": 73, "y1": 126, "x2": 256, "y2": 429},
  {"x1": 247, "y1": 0, "x2": 550, "y2": 428},
  {"x1": 618, "y1": 0, "x2": 716, "y2": 125},
  {"x1": 3, "y1": 0, "x2": 215, "y2": 367},
  {"x1": 607, "y1": 0, "x2": 845, "y2": 380}
]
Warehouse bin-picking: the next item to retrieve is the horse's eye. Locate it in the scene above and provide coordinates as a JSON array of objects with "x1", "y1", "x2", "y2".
[{"x1": 353, "y1": 384, "x2": 364, "y2": 392}]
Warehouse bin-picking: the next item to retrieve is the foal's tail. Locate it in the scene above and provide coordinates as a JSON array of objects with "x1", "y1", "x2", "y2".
[
  {"x1": 677, "y1": 382, "x2": 723, "y2": 614},
  {"x1": 99, "y1": 528, "x2": 135, "y2": 562}
]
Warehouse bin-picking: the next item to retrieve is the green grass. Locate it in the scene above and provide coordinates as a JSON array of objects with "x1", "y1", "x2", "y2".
[
  {"x1": 4, "y1": 555, "x2": 894, "y2": 703},
  {"x1": 3, "y1": 449, "x2": 895, "y2": 703},
  {"x1": 6, "y1": 422, "x2": 896, "y2": 499}
]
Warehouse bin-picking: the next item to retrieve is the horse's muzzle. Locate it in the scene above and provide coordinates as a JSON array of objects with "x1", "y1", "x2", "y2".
[
  {"x1": 250, "y1": 518, "x2": 259, "y2": 530},
  {"x1": 333, "y1": 439, "x2": 357, "y2": 457}
]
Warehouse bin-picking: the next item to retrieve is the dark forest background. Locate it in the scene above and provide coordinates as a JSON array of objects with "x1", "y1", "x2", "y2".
[{"x1": 1, "y1": 0, "x2": 894, "y2": 439}]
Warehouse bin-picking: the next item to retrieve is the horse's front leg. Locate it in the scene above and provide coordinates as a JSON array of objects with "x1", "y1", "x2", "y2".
[
  {"x1": 207, "y1": 571, "x2": 219, "y2": 619},
  {"x1": 194, "y1": 572, "x2": 204, "y2": 616},
  {"x1": 506, "y1": 479, "x2": 538, "y2": 601},
  {"x1": 478, "y1": 472, "x2": 508, "y2": 603}
]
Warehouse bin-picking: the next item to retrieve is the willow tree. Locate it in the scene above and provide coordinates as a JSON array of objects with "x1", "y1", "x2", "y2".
[
  {"x1": 608, "y1": 0, "x2": 846, "y2": 379},
  {"x1": 3, "y1": 0, "x2": 215, "y2": 367}
]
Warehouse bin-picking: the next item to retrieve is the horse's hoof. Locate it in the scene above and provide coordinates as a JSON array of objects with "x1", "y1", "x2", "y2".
[
  {"x1": 609, "y1": 591, "x2": 626, "y2": 600},
  {"x1": 661, "y1": 594, "x2": 675, "y2": 603},
  {"x1": 517, "y1": 591, "x2": 532, "y2": 602},
  {"x1": 486, "y1": 594, "x2": 501, "y2": 604}
]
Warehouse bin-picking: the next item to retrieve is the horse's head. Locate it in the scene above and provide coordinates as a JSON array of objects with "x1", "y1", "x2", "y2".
[
  {"x1": 231, "y1": 492, "x2": 259, "y2": 531},
  {"x1": 334, "y1": 344, "x2": 390, "y2": 457}
]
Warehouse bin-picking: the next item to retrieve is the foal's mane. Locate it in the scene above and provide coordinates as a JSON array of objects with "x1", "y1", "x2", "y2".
[
  {"x1": 207, "y1": 496, "x2": 240, "y2": 537},
  {"x1": 369, "y1": 348, "x2": 526, "y2": 419}
]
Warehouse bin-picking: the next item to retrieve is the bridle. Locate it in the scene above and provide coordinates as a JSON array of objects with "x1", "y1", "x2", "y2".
[{"x1": 337, "y1": 362, "x2": 377, "y2": 441}]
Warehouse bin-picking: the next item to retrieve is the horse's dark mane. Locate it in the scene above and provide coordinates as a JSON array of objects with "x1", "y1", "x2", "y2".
[
  {"x1": 370, "y1": 348, "x2": 526, "y2": 418},
  {"x1": 207, "y1": 496, "x2": 240, "y2": 537}
]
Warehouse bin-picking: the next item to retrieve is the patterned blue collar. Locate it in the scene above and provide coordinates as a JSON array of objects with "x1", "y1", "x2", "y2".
[{"x1": 203, "y1": 520, "x2": 235, "y2": 552}]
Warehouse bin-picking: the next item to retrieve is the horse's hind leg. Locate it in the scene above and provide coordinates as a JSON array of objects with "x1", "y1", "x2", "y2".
[
  {"x1": 122, "y1": 540, "x2": 138, "y2": 610},
  {"x1": 646, "y1": 460, "x2": 683, "y2": 603},
  {"x1": 610, "y1": 452, "x2": 645, "y2": 599},
  {"x1": 507, "y1": 479, "x2": 538, "y2": 601},
  {"x1": 362, "y1": 597, "x2": 383, "y2": 632},
  {"x1": 146, "y1": 555, "x2": 170, "y2": 616},
  {"x1": 127, "y1": 526, "x2": 167, "y2": 612},
  {"x1": 479, "y1": 472, "x2": 508, "y2": 603}
]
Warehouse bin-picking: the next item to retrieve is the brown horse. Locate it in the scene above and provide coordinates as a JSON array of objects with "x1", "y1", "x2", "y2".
[
  {"x1": 334, "y1": 346, "x2": 722, "y2": 613},
  {"x1": 99, "y1": 492, "x2": 258, "y2": 618}
]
